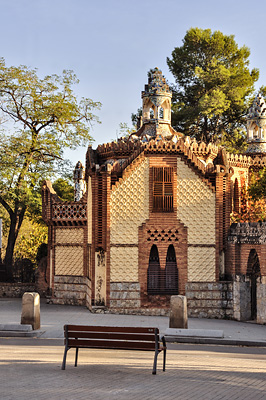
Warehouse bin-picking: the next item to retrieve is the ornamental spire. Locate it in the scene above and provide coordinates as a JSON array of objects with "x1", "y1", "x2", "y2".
[
  {"x1": 246, "y1": 94, "x2": 266, "y2": 154},
  {"x1": 74, "y1": 161, "x2": 85, "y2": 201}
]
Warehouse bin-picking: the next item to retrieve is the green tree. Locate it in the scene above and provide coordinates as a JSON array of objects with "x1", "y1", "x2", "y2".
[
  {"x1": 13, "y1": 218, "x2": 48, "y2": 266},
  {"x1": 52, "y1": 178, "x2": 74, "y2": 201},
  {"x1": 167, "y1": 28, "x2": 259, "y2": 145},
  {"x1": 0, "y1": 59, "x2": 101, "y2": 278},
  {"x1": 249, "y1": 168, "x2": 266, "y2": 200}
]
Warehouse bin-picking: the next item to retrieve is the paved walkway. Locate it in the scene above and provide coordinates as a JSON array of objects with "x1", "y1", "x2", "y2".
[
  {"x1": 1, "y1": 340, "x2": 266, "y2": 399},
  {"x1": 1, "y1": 298, "x2": 266, "y2": 344},
  {"x1": 1, "y1": 298, "x2": 266, "y2": 399}
]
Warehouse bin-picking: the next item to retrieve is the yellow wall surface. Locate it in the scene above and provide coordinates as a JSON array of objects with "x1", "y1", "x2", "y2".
[
  {"x1": 188, "y1": 247, "x2": 216, "y2": 281},
  {"x1": 55, "y1": 246, "x2": 84, "y2": 275},
  {"x1": 55, "y1": 227, "x2": 84, "y2": 243},
  {"x1": 54, "y1": 227, "x2": 84, "y2": 276},
  {"x1": 87, "y1": 176, "x2": 92, "y2": 244},
  {"x1": 110, "y1": 157, "x2": 149, "y2": 281},
  {"x1": 176, "y1": 158, "x2": 216, "y2": 282},
  {"x1": 110, "y1": 247, "x2": 139, "y2": 282},
  {"x1": 110, "y1": 157, "x2": 149, "y2": 244}
]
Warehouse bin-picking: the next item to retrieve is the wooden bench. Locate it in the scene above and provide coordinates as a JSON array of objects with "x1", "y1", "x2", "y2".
[{"x1": 61, "y1": 325, "x2": 167, "y2": 374}]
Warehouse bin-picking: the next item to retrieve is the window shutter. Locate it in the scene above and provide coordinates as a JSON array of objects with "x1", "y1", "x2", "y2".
[{"x1": 153, "y1": 167, "x2": 173, "y2": 212}]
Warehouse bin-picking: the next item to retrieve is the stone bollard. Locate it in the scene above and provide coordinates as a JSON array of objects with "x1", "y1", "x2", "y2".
[
  {"x1": 169, "y1": 295, "x2": 188, "y2": 329},
  {"x1": 21, "y1": 292, "x2": 40, "y2": 330}
]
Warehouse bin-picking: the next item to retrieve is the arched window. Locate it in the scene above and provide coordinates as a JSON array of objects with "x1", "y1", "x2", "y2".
[
  {"x1": 147, "y1": 245, "x2": 161, "y2": 293},
  {"x1": 165, "y1": 245, "x2": 178, "y2": 294},
  {"x1": 247, "y1": 249, "x2": 261, "y2": 320},
  {"x1": 233, "y1": 178, "x2": 240, "y2": 213},
  {"x1": 159, "y1": 107, "x2": 164, "y2": 119},
  {"x1": 150, "y1": 108, "x2": 154, "y2": 119},
  {"x1": 247, "y1": 249, "x2": 260, "y2": 277}
]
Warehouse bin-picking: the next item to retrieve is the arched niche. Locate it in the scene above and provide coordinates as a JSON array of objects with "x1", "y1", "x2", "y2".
[
  {"x1": 233, "y1": 178, "x2": 240, "y2": 213},
  {"x1": 159, "y1": 107, "x2": 164, "y2": 119},
  {"x1": 247, "y1": 249, "x2": 261, "y2": 320},
  {"x1": 147, "y1": 244, "x2": 161, "y2": 293},
  {"x1": 165, "y1": 244, "x2": 178, "y2": 293},
  {"x1": 149, "y1": 107, "x2": 155, "y2": 119}
]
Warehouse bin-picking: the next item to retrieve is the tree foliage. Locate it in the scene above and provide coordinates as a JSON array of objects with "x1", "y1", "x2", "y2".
[
  {"x1": 52, "y1": 178, "x2": 74, "y2": 201},
  {"x1": 231, "y1": 186, "x2": 266, "y2": 223},
  {"x1": 248, "y1": 168, "x2": 266, "y2": 200},
  {"x1": 0, "y1": 58, "x2": 101, "y2": 276},
  {"x1": 13, "y1": 218, "x2": 48, "y2": 266},
  {"x1": 167, "y1": 28, "x2": 259, "y2": 145}
]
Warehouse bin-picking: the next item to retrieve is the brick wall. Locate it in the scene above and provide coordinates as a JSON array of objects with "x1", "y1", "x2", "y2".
[{"x1": 227, "y1": 223, "x2": 266, "y2": 278}]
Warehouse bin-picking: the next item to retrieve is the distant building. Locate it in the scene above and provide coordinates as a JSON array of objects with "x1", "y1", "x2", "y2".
[{"x1": 42, "y1": 69, "x2": 266, "y2": 322}]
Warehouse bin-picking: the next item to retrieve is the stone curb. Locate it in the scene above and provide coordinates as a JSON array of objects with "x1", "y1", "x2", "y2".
[
  {"x1": 164, "y1": 336, "x2": 266, "y2": 347},
  {"x1": 0, "y1": 324, "x2": 32, "y2": 331},
  {"x1": 164, "y1": 328, "x2": 224, "y2": 338}
]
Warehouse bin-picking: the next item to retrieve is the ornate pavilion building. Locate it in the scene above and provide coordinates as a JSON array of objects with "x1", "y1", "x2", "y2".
[{"x1": 42, "y1": 69, "x2": 266, "y2": 322}]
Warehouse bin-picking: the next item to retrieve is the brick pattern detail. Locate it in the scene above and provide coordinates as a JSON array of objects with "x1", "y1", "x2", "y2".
[
  {"x1": 147, "y1": 228, "x2": 179, "y2": 242},
  {"x1": 110, "y1": 247, "x2": 138, "y2": 282},
  {"x1": 176, "y1": 158, "x2": 216, "y2": 245},
  {"x1": 55, "y1": 246, "x2": 83, "y2": 276},
  {"x1": 87, "y1": 177, "x2": 92, "y2": 244},
  {"x1": 110, "y1": 157, "x2": 149, "y2": 244},
  {"x1": 55, "y1": 227, "x2": 83, "y2": 243},
  {"x1": 52, "y1": 203, "x2": 87, "y2": 220},
  {"x1": 188, "y1": 247, "x2": 216, "y2": 282},
  {"x1": 226, "y1": 243, "x2": 266, "y2": 277}
]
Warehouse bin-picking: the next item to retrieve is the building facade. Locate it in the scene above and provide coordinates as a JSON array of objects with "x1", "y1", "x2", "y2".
[{"x1": 42, "y1": 69, "x2": 266, "y2": 321}]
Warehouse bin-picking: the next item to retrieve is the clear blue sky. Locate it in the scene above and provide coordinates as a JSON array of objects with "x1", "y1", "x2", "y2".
[{"x1": 1, "y1": 0, "x2": 266, "y2": 166}]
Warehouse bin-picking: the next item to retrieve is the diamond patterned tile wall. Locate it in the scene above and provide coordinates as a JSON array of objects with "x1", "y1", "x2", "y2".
[
  {"x1": 188, "y1": 247, "x2": 216, "y2": 282},
  {"x1": 55, "y1": 246, "x2": 83, "y2": 276},
  {"x1": 55, "y1": 228, "x2": 84, "y2": 244},
  {"x1": 110, "y1": 247, "x2": 138, "y2": 282},
  {"x1": 110, "y1": 158, "x2": 149, "y2": 244},
  {"x1": 176, "y1": 158, "x2": 215, "y2": 245}
]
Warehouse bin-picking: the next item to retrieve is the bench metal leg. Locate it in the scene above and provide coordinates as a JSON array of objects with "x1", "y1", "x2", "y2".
[
  {"x1": 163, "y1": 347, "x2": 166, "y2": 372},
  {"x1": 162, "y1": 336, "x2": 167, "y2": 372},
  {"x1": 61, "y1": 346, "x2": 68, "y2": 370},
  {"x1": 152, "y1": 350, "x2": 159, "y2": 375},
  {"x1": 75, "y1": 348, "x2": 79, "y2": 367}
]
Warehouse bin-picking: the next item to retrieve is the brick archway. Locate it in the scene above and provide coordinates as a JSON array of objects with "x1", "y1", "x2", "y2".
[{"x1": 138, "y1": 217, "x2": 187, "y2": 309}]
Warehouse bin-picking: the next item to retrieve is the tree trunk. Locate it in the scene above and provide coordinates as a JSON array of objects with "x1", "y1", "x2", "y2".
[{"x1": 4, "y1": 207, "x2": 26, "y2": 281}]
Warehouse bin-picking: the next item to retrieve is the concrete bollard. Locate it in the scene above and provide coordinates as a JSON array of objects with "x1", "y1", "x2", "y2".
[
  {"x1": 169, "y1": 295, "x2": 188, "y2": 329},
  {"x1": 21, "y1": 292, "x2": 40, "y2": 330}
]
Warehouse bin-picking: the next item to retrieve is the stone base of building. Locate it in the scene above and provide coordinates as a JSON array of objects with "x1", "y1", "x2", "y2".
[
  {"x1": 109, "y1": 282, "x2": 170, "y2": 315},
  {"x1": 257, "y1": 280, "x2": 266, "y2": 324},
  {"x1": 186, "y1": 282, "x2": 234, "y2": 319},
  {"x1": 50, "y1": 276, "x2": 92, "y2": 308},
  {"x1": 233, "y1": 275, "x2": 266, "y2": 324},
  {"x1": 0, "y1": 283, "x2": 35, "y2": 297}
]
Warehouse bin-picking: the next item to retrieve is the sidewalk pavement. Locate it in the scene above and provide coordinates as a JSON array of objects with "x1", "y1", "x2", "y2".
[
  {"x1": 1, "y1": 297, "x2": 266, "y2": 346},
  {"x1": 2, "y1": 298, "x2": 266, "y2": 400}
]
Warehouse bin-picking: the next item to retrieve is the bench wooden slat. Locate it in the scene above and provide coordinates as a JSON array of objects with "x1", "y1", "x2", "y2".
[
  {"x1": 62, "y1": 324, "x2": 167, "y2": 374},
  {"x1": 66, "y1": 325, "x2": 156, "y2": 334},
  {"x1": 67, "y1": 338, "x2": 156, "y2": 350},
  {"x1": 67, "y1": 331, "x2": 156, "y2": 341}
]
